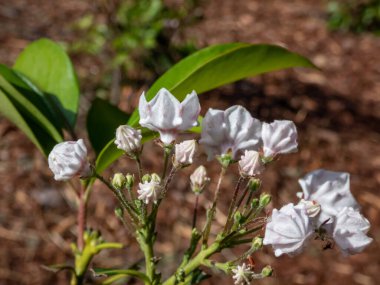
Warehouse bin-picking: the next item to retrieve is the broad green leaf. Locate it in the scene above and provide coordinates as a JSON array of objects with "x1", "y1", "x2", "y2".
[
  {"x1": 14, "y1": 38, "x2": 80, "y2": 128},
  {"x1": 0, "y1": 88, "x2": 58, "y2": 156},
  {"x1": 0, "y1": 64, "x2": 64, "y2": 133},
  {"x1": 87, "y1": 97, "x2": 130, "y2": 154},
  {"x1": 0, "y1": 75, "x2": 63, "y2": 144},
  {"x1": 128, "y1": 43, "x2": 316, "y2": 126}
]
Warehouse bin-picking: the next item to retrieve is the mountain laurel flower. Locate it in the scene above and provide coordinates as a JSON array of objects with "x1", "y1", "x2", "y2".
[
  {"x1": 115, "y1": 125, "x2": 142, "y2": 154},
  {"x1": 199, "y1": 105, "x2": 262, "y2": 161},
  {"x1": 263, "y1": 203, "x2": 314, "y2": 257},
  {"x1": 190, "y1": 165, "x2": 210, "y2": 194},
  {"x1": 297, "y1": 199, "x2": 321, "y2": 218},
  {"x1": 137, "y1": 174, "x2": 161, "y2": 204},
  {"x1": 174, "y1": 140, "x2": 197, "y2": 167},
  {"x1": 232, "y1": 263, "x2": 253, "y2": 285},
  {"x1": 48, "y1": 139, "x2": 91, "y2": 181},
  {"x1": 262, "y1": 120, "x2": 298, "y2": 158},
  {"x1": 139, "y1": 88, "x2": 200, "y2": 145},
  {"x1": 239, "y1": 150, "x2": 264, "y2": 177},
  {"x1": 298, "y1": 169, "x2": 359, "y2": 225},
  {"x1": 333, "y1": 207, "x2": 372, "y2": 255}
]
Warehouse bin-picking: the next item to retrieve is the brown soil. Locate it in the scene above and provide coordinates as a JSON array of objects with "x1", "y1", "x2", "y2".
[{"x1": 0, "y1": 0, "x2": 379, "y2": 285}]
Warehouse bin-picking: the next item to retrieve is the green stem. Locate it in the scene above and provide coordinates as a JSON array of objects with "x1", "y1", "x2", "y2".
[
  {"x1": 136, "y1": 155, "x2": 143, "y2": 180},
  {"x1": 163, "y1": 242, "x2": 221, "y2": 285},
  {"x1": 161, "y1": 145, "x2": 172, "y2": 180},
  {"x1": 223, "y1": 176, "x2": 244, "y2": 234},
  {"x1": 202, "y1": 166, "x2": 227, "y2": 247}
]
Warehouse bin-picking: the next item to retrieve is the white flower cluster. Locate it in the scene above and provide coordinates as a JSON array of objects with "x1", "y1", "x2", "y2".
[{"x1": 264, "y1": 169, "x2": 372, "y2": 256}]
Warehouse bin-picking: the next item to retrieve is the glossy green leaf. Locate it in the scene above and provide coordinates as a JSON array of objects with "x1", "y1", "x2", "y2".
[
  {"x1": 87, "y1": 97, "x2": 130, "y2": 154},
  {"x1": 13, "y1": 38, "x2": 80, "y2": 128},
  {"x1": 0, "y1": 87, "x2": 59, "y2": 156},
  {"x1": 128, "y1": 43, "x2": 316, "y2": 126}
]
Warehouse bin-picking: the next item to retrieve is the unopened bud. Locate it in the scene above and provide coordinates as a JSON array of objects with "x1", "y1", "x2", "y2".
[
  {"x1": 259, "y1": 193, "x2": 272, "y2": 207},
  {"x1": 112, "y1": 173, "x2": 126, "y2": 189},
  {"x1": 142, "y1": 174, "x2": 151, "y2": 183},
  {"x1": 239, "y1": 150, "x2": 264, "y2": 177},
  {"x1": 190, "y1": 166, "x2": 210, "y2": 194},
  {"x1": 114, "y1": 125, "x2": 142, "y2": 154},
  {"x1": 252, "y1": 237, "x2": 263, "y2": 250},
  {"x1": 174, "y1": 140, "x2": 197, "y2": 167},
  {"x1": 126, "y1": 174, "x2": 134, "y2": 188},
  {"x1": 248, "y1": 178, "x2": 261, "y2": 192},
  {"x1": 250, "y1": 198, "x2": 259, "y2": 209},
  {"x1": 114, "y1": 207, "x2": 123, "y2": 218},
  {"x1": 261, "y1": 265, "x2": 273, "y2": 277},
  {"x1": 217, "y1": 153, "x2": 233, "y2": 168},
  {"x1": 151, "y1": 173, "x2": 161, "y2": 183},
  {"x1": 234, "y1": 211, "x2": 243, "y2": 224}
]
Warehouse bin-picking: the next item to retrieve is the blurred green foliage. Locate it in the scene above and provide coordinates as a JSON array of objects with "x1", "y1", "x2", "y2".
[
  {"x1": 70, "y1": 0, "x2": 200, "y2": 99},
  {"x1": 327, "y1": 0, "x2": 380, "y2": 34}
]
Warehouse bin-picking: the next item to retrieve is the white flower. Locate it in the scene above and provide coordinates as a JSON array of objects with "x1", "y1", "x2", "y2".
[
  {"x1": 137, "y1": 177, "x2": 161, "y2": 204},
  {"x1": 174, "y1": 140, "x2": 197, "y2": 166},
  {"x1": 139, "y1": 88, "x2": 200, "y2": 144},
  {"x1": 297, "y1": 199, "x2": 321, "y2": 218},
  {"x1": 239, "y1": 150, "x2": 264, "y2": 177},
  {"x1": 48, "y1": 139, "x2": 91, "y2": 181},
  {"x1": 190, "y1": 165, "x2": 210, "y2": 194},
  {"x1": 298, "y1": 169, "x2": 359, "y2": 225},
  {"x1": 232, "y1": 263, "x2": 253, "y2": 285},
  {"x1": 263, "y1": 203, "x2": 314, "y2": 257},
  {"x1": 333, "y1": 207, "x2": 372, "y2": 255},
  {"x1": 199, "y1": 105, "x2": 261, "y2": 160},
  {"x1": 262, "y1": 120, "x2": 298, "y2": 158},
  {"x1": 114, "y1": 125, "x2": 142, "y2": 153}
]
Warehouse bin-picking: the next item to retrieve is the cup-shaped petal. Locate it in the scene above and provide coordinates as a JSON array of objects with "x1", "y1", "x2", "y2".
[
  {"x1": 114, "y1": 125, "x2": 142, "y2": 153},
  {"x1": 48, "y1": 139, "x2": 91, "y2": 181},
  {"x1": 200, "y1": 105, "x2": 261, "y2": 160},
  {"x1": 262, "y1": 120, "x2": 298, "y2": 158}
]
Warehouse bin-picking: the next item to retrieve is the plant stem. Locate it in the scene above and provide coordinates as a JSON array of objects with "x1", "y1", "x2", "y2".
[
  {"x1": 161, "y1": 145, "x2": 172, "y2": 180},
  {"x1": 136, "y1": 155, "x2": 143, "y2": 180},
  {"x1": 223, "y1": 176, "x2": 244, "y2": 234},
  {"x1": 77, "y1": 184, "x2": 86, "y2": 251},
  {"x1": 192, "y1": 195, "x2": 199, "y2": 229},
  {"x1": 202, "y1": 166, "x2": 227, "y2": 247}
]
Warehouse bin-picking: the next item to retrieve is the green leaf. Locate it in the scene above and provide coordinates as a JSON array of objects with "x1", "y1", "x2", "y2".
[
  {"x1": 93, "y1": 268, "x2": 149, "y2": 284},
  {"x1": 128, "y1": 43, "x2": 316, "y2": 126},
  {"x1": 0, "y1": 88, "x2": 59, "y2": 156},
  {"x1": 87, "y1": 97, "x2": 130, "y2": 154},
  {"x1": 13, "y1": 38, "x2": 80, "y2": 128}
]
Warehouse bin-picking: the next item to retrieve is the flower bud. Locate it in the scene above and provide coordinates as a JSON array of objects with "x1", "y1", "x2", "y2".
[
  {"x1": 151, "y1": 173, "x2": 161, "y2": 183},
  {"x1": 234, "y1": 211, "x2": 243, "y2": 224},
  {"x1": 251, "y1": 198, "x2": 259, "y2": 209},
  {"x1": 114, "y1": 125, "x2": 142, "y2": 154},
  {"x1": 48, "y1": 139, "x2": 91, "y2": 181},
  {"x1": 190, "y1": 166, "x2": 210, "y2": 194},
  {"x1": 137, "y1": 174, "x2": 161, "y2": 204},
  {"x1": 261, "y1": 266, "x2": 273, "y2": 277},
  {"x1": 125, "y1": 174, "x2": 134, "y2": 188},
  {"x1": 114, "y1": 207, "x2": 124, "y2": 218},
  {"x1": 297, "y1": 199, "x2": 321, "y2": 218},
  {"x1": 259, "y1": 193, "x2": 271, "y2": 208},
  {"x1": 252, "y1": 236, "x2": 263, "y2": 250},
  {"x1": 112, "y1": 173, "x2": 126, "y2": 189},
  {"x1": 174, "y1": 140, "x2": 197, "y2": 167},
  {"x1": 248, "y1": 178, "x2": 261, "y2": 192},
  {"x1": 142, "y1": 174, "x2": 151, "y2": 183},
  {"x1": 239, "y1": 150, "x2": 264, "y2": 177}
]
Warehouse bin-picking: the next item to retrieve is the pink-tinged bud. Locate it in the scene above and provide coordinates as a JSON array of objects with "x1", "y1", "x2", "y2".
[
  {"x1": 174, "y1": 140, "x2": 197, "y2": 167},
  {"x1": 333, "y1": 207, "x2": 372, "y2": 255},
  {"x1": 190, "y1": 165, "x2": 209, "y2": 194},
  {"x1": 137, "y1": 174, "x2": 161, "y2": 204},
  {"x1": 139, "y1": 88, "x2": 200, "y2": 145},
  {"x1": 297, "y1": 199, "x2": 321, "y2": 218},
  {"x1": 262, "y1": 120, "x2": 298, "y2": 158},
  {"x1": 199, "y1": 105, "x2": 262, "y2": 161},
  {"x1": 48, "y1": 139, "x2": 91, "y2": 181},
  {"x1": 263, "y1": 203, "x2": 313, "y2": 257},
  {"x1": 239, "y1": 150, "x2": 264, "y2": 177},
  {"x1": 114, "y1": 125, "x2": 142, "y2": 154}
]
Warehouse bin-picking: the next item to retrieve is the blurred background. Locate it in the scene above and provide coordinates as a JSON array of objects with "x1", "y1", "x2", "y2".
[{"x1": 0, "y1": 0, "x2": 380, "y2": 284}]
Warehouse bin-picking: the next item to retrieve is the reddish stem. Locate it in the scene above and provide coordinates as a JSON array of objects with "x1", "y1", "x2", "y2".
[{"x1": 77, "y1": 184, "x2": 86, "y2": 251}]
